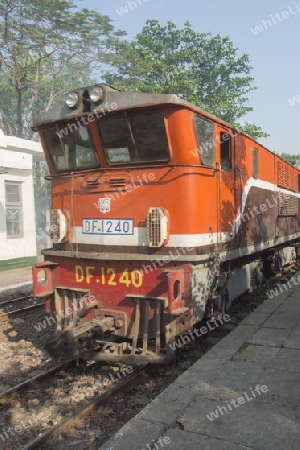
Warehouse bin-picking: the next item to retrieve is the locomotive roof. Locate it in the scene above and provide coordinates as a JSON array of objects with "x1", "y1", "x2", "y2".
[
  {"x1": 32, "y1": 83, "x2": 241, "y2": 135},
  {"x1": 32, "y1": 84, "x2": 297, "y2": 166}
]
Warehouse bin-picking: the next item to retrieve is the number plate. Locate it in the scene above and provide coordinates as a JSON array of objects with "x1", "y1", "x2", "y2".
[
  {"x1": 75, "y1": 265, "x2": 143, "y2": 288},
  {"x1": 82, "y1": 218, "x2": 134, "y2": 235}
]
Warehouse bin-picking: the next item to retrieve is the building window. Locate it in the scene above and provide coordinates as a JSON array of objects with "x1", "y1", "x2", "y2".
[
  {"x1": 253, "y1": 147, "x2": 258, "y2": 179},
  {"x1": 220, "y1": 132, "x2": 232, "y2": 171},
  {"x1": 194, "y1": 116, "x2": 215, "y2": 167},
  {"x1": 5, "y1": 182, "x2": 23, "y2": 238}
]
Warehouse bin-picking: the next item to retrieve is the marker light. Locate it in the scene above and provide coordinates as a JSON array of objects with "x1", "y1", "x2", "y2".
[{"x1": 66, "y1": 91, "x2": 79, "y2": 108}]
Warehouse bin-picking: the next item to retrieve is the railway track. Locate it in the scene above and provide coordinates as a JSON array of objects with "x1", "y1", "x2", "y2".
[
  {"x1": 0, "y1": 359, "x2": 76, "y2": 404},
  {"x1": 0, "y1": 295, "x2": 45, "y2": 321},
  {"x1": 20, "y1": 365, "x2": 147, "y2": 450},
  {"x1": 0, "y1": 352, "x2": 147, "y2": 450},
  {"x1": 0, "y1": 294, "x2": 35, "y2": 307}
]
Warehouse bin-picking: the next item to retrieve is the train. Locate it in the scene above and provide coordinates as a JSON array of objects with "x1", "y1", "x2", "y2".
[{"x1": 32, "y1": 84, "x2": 300, "y2": 363}]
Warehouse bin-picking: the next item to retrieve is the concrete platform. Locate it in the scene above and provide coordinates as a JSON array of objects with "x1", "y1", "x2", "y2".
[
  {"x1": 0, "y1": 266, "x2": 33, "y2": 300},
  {"x1": 100, "y1": 279, "x2": 300, "y2": 450}
]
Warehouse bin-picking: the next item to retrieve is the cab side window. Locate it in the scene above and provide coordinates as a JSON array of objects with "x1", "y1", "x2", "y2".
[
  {"x1": 194, "y1": 116, "x2": 215, "y2": 167},
  {"x1": 220, "y1": 132, "x2": 232, "y2": 171},
  {"x1": 253, "y1": 147, "x2": 258, "y2": 179}
]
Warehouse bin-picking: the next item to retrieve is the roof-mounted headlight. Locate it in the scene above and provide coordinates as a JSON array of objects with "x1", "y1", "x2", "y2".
[
  {"x1": 89, "y1": 86, "x2": 103, "y2": 103},
  {"x1": 66, "y1": 91, "x2": 79, "y2": 108}
]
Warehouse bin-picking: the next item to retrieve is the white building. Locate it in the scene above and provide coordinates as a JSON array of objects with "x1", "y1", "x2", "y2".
[{"x1": 0, "y1": 130, "x2": 45, "y2": 271}]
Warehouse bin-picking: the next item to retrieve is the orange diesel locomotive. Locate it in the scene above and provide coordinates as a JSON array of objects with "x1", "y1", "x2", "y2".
[{"x1": 32, "y1": 84, "x2": 300, "y2": 363}]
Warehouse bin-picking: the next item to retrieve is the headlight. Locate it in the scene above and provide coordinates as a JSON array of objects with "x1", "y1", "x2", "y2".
[
  {"x1": 89, "y1": 86, "x2": 103, "y2": 103},
  {"x1": 66, "y1": 91, "x2": 79, "y2": 108}
]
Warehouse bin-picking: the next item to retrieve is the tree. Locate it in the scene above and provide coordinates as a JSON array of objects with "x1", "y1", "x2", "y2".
[
  {"x1": 33, "y1": 160, "x2": 50, "y2": 245},
  {"x1": 105, "y1": 20, "x2": 268, "y2": 140},
  {"x1": 0, "y1": 0, "x2": 125, "y2": 138},
  {"x1": 237, "y1": 122, "x2": 270, "y2": 140},
  {"x1": 279, "y1": 153, "x2": 300, "y2": 167}
]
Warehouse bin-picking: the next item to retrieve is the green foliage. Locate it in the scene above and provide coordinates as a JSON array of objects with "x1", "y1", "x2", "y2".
[
  {"x1": 0, "y1": 0, "x2": 125, "y2": 137},
  {"x1": 279, "y1": 153, "x2": 300, "y2": 167},
  {"x1": 235, "y1": 122, "x2": 269, "y2": 140},
  {"x1": 33, "y1": 161, "x2": 50, "y2": 195},
  {"x1": 32, "y1": 160, "x2": 50, "y2": 234},
  {"x1": 105, "y1": 20, "x2": 268, "y2": 140}
]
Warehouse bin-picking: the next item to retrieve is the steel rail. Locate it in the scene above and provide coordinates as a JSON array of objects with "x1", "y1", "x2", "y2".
[
  {"x1": 0, "y1": 360, "x2": 76, "y2": 403},
  {"x1": 0, "y1": 302, "x2": 45, "y2": 321},
  {"x1": 0, "y1": 295, "x2": 35, "y2": 307},
  {"x1": 21, "y1": 365, "x2": 148, "y2": 450}
]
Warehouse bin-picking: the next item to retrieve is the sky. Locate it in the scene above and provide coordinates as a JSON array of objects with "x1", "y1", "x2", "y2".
[{"x1": 77, "y1": 0, "x2": 300, "y2": 156}]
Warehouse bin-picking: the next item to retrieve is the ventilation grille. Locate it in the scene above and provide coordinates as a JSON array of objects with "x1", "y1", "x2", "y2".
[
  {"x1": 278, "y1": 194, "x2": 298, "y2": 216},
  {"x1": 86, "y1": 180, "x2": 100, "y2": 189},
  {"x1": 277, "y1": 161, "x2": 297, "y2": 191},
  {"x1": 109, "y1": 177, "x2": 128, "y2": 188},
  {"x1": 83, "y1": 174, "x2": 130, "y2": 192},
  {"x1": 83, "y1": 176, "x2": 102, "y2": 191},
  {"x1": 147, "y1": 208, "x2": 168, "y2": 248}
]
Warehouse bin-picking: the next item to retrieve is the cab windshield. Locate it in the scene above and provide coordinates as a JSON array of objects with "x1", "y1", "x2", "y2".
[
  {"x1": 43, "y1": 123, "x2": 99, "y2": 171},
  {"x1": 98, "y1": 111, "x2": 170, "y2": 164}
]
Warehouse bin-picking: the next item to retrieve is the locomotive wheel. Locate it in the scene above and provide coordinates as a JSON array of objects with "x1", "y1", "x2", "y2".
[
  {"x1": 263, "y1": 251, "x2": 283, "y2": 278},
  {"x1": 45, "y1": 331, "x2": 69, "y2": 356},
  {"x1": 269, "y1": 255, "x2": 282, "y2": 276}
]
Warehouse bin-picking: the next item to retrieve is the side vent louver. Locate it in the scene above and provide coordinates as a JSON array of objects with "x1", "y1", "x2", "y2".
[
  {"x1": 109, "y1": 177, "x2": 128, "y2": 188},
  {"x1": 86, "y1": 179, "x2": 101, "y2": 189},
  {"x1": 83, "y1": 176, "x2": 103, "y2": 192},
  {"x1": 83, "y1": 174, "x2": 131, "y2": 192}
]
